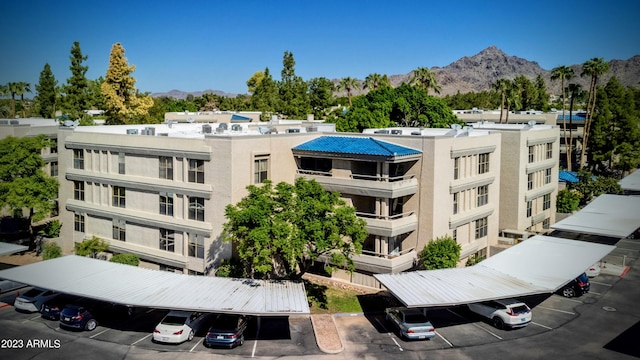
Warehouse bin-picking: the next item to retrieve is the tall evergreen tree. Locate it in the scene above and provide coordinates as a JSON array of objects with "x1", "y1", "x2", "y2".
[
  {"x1": 35, "y1": 63, "x2": 58, "y2": 118},
  {"x1": 277, "y1": 51, "x2": 310, "y2": 118},
  {"x1": 62, "y1": 41, "x2": 90, "y2": 120},
  {"x1": 307, "y1": 77, "x2": 335, "y2": 119},
  {"x1": 251, "y1": 67, "x2": 279, "y2": 120},
  {"x1": 101, "y1": 42, "x2": 153, "y2": 124}
]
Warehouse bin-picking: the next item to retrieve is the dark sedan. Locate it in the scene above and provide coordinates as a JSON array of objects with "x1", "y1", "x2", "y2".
[{"x1": 204, "y1": 314, "x2": 250, "y2": 348}]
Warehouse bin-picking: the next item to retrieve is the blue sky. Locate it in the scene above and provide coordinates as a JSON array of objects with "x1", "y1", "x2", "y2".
[{"x1": 1, "y1": 0, "x2": 638, "y2": 95}]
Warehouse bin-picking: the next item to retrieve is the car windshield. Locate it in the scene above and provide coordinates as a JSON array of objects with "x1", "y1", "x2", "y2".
[
  {"x1": 577, "y1": 273, "x2": 589, "y2": 282},
  {"x1": 511, "y1": 305, "x2": 530, "y2": 314},
  {"x1": 61, "y1": 307, "x2": 80, "y2": 317},
  {"x1": 404, "y1": 313, "x2": 428, "y2": 324},
  {"x1": 162, "y1": 315, "x2": 187, "y2": 326},
  {"x1": 210, "y1": 315, "x2": 239, "y2": 331}
]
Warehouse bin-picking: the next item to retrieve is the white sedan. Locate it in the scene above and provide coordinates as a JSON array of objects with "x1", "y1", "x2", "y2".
[
  {"x1": 586, "y1": 263, "x2": 601, "y2": 278},
  {"x1": 14, "y1": 288, "x2": 59, "y2": 313},
  {"x1": 153, "y1": 311, "x2": 212, "y2": 344}
]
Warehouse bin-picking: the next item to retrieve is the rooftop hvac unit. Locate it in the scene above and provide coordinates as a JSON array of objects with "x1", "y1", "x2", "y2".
[
  {"x1": 158, "y1": 133, "x2": 168, "y2": 136},
  {"x1": 202, "y1": 124, "x2": 212, "y2": 134},
  {"x1": 0, "y1": 120, "x2": 8, "y2": 125},
  {"x1": 411, "y1": 131, "x2": 422, "y2": 136},
  {"x1": 374, "y1": 130, "x2": 390, "y2": 134},
  {"x1": 306, "y1": 126, "x2": 318, "y2": 132},
  {"x1": 218, "y1": 123, "x2": 228, "y2": 130},
  {"x1": 143, "y1": 127, "x2": 155, "y2": 136},
  {"x1": 231, "y1": 124, "x2": 242, "y2": 132},
  {"x1": 391, "y1": 129, "x2": 401, "y2": 135},
  {"x1": 286, "y1": 128, "x2": 300, "y2": 133},
  {"x1": 126, "y1": 129, "x2": 139, "y2": 135},
  {"x1": 10, "y1": 120, "x2": 19, "y2": 125}
]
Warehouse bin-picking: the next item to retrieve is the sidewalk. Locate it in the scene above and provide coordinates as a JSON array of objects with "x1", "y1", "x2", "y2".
[{"x1": 310, "y1": 314, "x2": 344, "y2": 354}]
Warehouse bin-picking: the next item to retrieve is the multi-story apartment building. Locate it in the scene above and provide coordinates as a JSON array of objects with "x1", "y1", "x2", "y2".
[{"x1": 22, "y1": 115, "x2": 558, "y2": 288}]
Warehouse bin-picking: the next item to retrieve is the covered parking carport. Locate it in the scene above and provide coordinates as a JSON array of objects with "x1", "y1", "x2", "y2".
[
  {"x1": 0, "y1": 255, "x2": 309, "y2": 315},
  {"x1": 375, "y1": 235, "x2": 615, "y2": 308}
]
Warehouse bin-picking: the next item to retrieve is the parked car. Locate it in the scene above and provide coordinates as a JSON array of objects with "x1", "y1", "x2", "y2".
[
  {"x1": 41, "y1": 294, "x2": 83, "y2": 320},
  {"x1": 586, "y1": 263, "x2": 601, "y2": 278},
  {"x1": 467, "y1": 299, "x2": 532, "y2": 329},
  {"x1": 204, "y1": 313, "x2": 250, "y2": 348},
  {"x1": 59, "y1": 303, "x2": 99, "y2": 331},
  {"x1": 0, "y1": 279, "x2": 26, "y2": 294},
  {"x1": 558, "y1": 272, "x2": 590, "y2": 297},
  {"x1": 385, "y1": 307, "x2": 436, "y2": 340},
  {"x1": 153, "y1": 311, "x2": 212, "y2": 344},
  {"x1": 14, "y1": 288, "x2": 59, "y2": 313}
]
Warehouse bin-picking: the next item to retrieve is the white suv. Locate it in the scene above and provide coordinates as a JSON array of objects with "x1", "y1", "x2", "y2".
[{"x1": 467, "y1": 298, "x2": 532, "y2": 329}]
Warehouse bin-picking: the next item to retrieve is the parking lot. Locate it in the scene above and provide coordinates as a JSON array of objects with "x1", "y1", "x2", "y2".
[{"x1": 0, "y1": 271, "x2": 622, "y2": 358}]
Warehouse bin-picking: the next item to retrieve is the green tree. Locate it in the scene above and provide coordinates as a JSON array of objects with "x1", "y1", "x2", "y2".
[
  {"x1": 556, "y1": 188, "x2": 580, "y2": 213},
  {"x1": 492, "y1": 79, "x2": 510, "y2": 123},
  {"x1": 580, "y1": 57, "x2": 610, "y2": 168},
  {"x1": 418, "y1": 235, "x2": 461, "y2": 270},
  {"x1": 7, "y1": 82, "x2": 23, "y2": 118},
  {"x1": 101, "y1": 43, "x2": 153, "y2": 124},
  {"x1": 61, "y1": 41, "x2": 90, "y2": 120},
  {"x1": 504, "y1": 79, "x2": 522, "y2": 123},
  {"x1": 223, "y1": 178, "x2": 367, "y2": 280},
  {"x1": 307, "y1": 77, "x2": 335, "y2": 119},
  {"x1": 246, "y1": 71, "x2": 265, "y2": 94},
  {"x1": 364, "y1": 73, "x2": 391, "y2": 91},
  {"x1": 338, "y1": 77, "x2": 359, "y2": 106},
  {"x1": 251, "y1": 67, "x2": 279, "y2": 120},
  {"x1": 15, "y1": 82, "x2": 31, "y2": 118},
  {"x1": 277, "y1": 51, "x2": 310, "y2": 118},
  {"x1": 552, "y1": 66, "x2": 575, "y2": 169},
  {"x1": 532, "y1": 75, "x2": 550, "y2": 111},
  {"x1": 35, "y1": 64, "x2": 58, "y2": 118},
  {"x1": 569, "y1": 170, "x2": 623, "y2": 207},
  {"x1": 74, "y1": 236, "x2": 109, "y2": 258},
  {"x1": 410, "y1": 67, "x2": 441, "y2": 95},
  {"x1": 565, "y1": 83, "x2": 587, "y2": 170},
  {"x1": 109, "y1": 253, "x2": 140, "y2": 266},
  {"x1": 41, "y1": 241, "x2": 62, "y2": 260},
  {"x1": 0, "y1": 136, "x2": 59, "y2": 246}
]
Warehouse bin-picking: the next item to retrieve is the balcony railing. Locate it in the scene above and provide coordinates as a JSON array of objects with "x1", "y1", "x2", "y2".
[
  {"x1": 297, "y1": 169, "x2": 332, "y2": 177},
  {"x1": 350, "y1": 248, "x2": 417, "y2": 273},
  {"x1": 355, "y1": 211, "x2": 415, "y2": 220},
  {"x1": 351, "y1": 173, "x2": 416, "y2": 182}
]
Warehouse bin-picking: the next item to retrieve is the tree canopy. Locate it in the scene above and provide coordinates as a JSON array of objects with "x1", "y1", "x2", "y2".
[
  {"x1": 35, "y1": 63, "x2": 58, "y2": 118},
  {"x1": 223, "y1": 178, "x2": 367, "y2": 280},
  {"x1": 0, "y1": 136, "x2": 59, "y2": 239},
  {"x1": 418, "y1": 235, "x2": 461, "y2": 270}
]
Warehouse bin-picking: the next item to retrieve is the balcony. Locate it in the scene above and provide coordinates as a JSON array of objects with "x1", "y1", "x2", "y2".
[
  {"x1": 296, "y1": 171, "x2": 418, "y2": 198},
  {"x1": 357, "y1": 211, "x2": 418, "y2": 237},
  {"x1": 351, "y1": 248, "x2": 416, "y2": 274}
]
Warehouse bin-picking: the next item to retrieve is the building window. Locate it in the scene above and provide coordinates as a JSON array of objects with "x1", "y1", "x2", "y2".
[
  {"x1": 73, "y1": 149, "x2": 84, "y2": 169},
  {"x1": 254, "y1": 156, "x2": 269, "y2": 184},
  {"x1": 188, "y1": 159, "x2": 204, "y2": 183},
  {"x1": 543, "y1": 218, "x2": 550, "y2": 229},
  {"x1": 112, "y1": 219, "x2": 126, "y2": 241},
  {"x1": 74, "y1": 213, "x2": 85, "y2": 232},
  {"x1": 453, "y1": 192, "x2": 459, "y2": 214},
  {"x1": 188, "y1": 234, "x2": 204, "y2": 259},
  {"x1": 118, "y1": 152, "x2": 125, "y2": 174},
  {"x1": 546, "y1": 143, "x2": 553, "y2": 159},
  {"x1": 50, "y1": 139, "x2": 57, "y2": 154},
  {"x1": 475, "y1": 217, "x2": 488, "y2": 239},
  {"x1": 188, "y1": 197, "x2": 205, "y2": 221},
  {"x1": 159, "y1": 193, "x2": 174, "y2": 216},
  {"x1": 159, "y1": 156, "x2": 173, "y2": 180},
  {"x1": 50, "y1": 161, "x2": 58, "y2": 176},
  {"x1": 545, "y1": 168, "x2": 552, "y2": 184},
  {"x1": 527, "y1": 200, "x2": 532, "y2": 217},
  {"x1": 160, "y1": 265, "x2": 183, "y2": 273},
  {"x1": 74, "y1": 181, "x2": 85, "y2": 201},
  {"x1": 543, "y1": 193, "x2": 551, "y2": 210},
  {"x1": 160, "y1": 229, "x2": 175, "y2": 252},
  {"x1": 528, "y1": 145, "x2": 535, "y2": 163},
  {"x1": 477, "y1": 185, "x2": 488, "y2": 207},
  {"x1": 453, "y1": 157, "x2": 460, "y2": 180},
  {"x1": 478, "y1": 153, "x2": 489, "y2": 174},
  {"x1": 112, "y1": 186, "x2": 126, "y2": 208},
  {"x1": 528, "y1": 173, "x2": 534, "y2": 190}
]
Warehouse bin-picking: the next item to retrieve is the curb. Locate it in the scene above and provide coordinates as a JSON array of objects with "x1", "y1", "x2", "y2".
[{"x1": 310, "y1": 314, "x2": 344, "y2": 354}]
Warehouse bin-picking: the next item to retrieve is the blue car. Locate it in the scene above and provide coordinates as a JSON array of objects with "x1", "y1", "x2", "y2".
[
  {"x1": 558, "y1": 273, "x2": 590, "y2": 298},
  {"x1": 59, "y1": 303, "x2": 99, "y2": 331},
  {"x1": 41, "y1": 295, "x2": 83, "y2": 320},
  {"x1": 204, "y1": 314, "x2": 250, "y2": 348}
]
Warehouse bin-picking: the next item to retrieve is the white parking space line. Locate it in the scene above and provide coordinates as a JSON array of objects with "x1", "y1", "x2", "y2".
[
  {"x1": 390, "y1": 336, "x2": 404, "y2": 351},
  {"x1": 591, "y1": 281, "x2": 612, "y2": 286},
  {"x1": 29, "y1": 314, "x2": 41, "y2": 321},
  {"x1": 22, "y1": 315, "x2": 40, "y2": 323},
  {"x1": 251, "y1": 317, "x2": 262, "y2": 358},
  {"x1": 537, "y1": 306, "x2": 575, "y2": 315},
  {"x1": 435, "y1": 331, "x2": 453, "y2": 348},
  {"x1": 89, "y1": 328, "x2": 110, "y2": 339},
  {"x1": 560, "y1": 297, "x2": 583, "y2": 304},
  {"x1": 374, "y1": 317, "x2": 403, "y2": 351},
  {"x1": 589, "y1": 291, "x2": 601, "y2": 295},
  {"x1": 131, "y1": 333, "x2": 152, "y2": 345},
  {"x1": 531, "y1": 322, "x2": 553, "y2": 330},
  {"x1": 472, "y1": 322, "x2": 502, "y2": 340},
  {"x1": 189, "y1": 338, "x2": 203, "y2": 352}
]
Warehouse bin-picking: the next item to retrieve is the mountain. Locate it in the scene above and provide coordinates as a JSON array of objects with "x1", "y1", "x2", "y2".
[
  {"x1": 150, "y1": 89, "x2": 239, "y2": 99},
  {"x1": 151, "y1": 46, "x2": 640, "y2": 99}
]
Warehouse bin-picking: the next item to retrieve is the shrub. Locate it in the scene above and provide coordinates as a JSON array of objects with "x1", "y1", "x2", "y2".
[
  {"x1": 74, "y1": 236, "x2": 109, "y2": 258},
  {"x1": 419, "y1": 235, "x2": 461, "y2": 270},
  {"x1": 557, "y1": 188, "x2": 580, "y2": 213},
  {"x1": 109, "y1": 253, "x2": 140, "y2": 266},
  {"x1": 42, "y1": 241, "x2": 62, "y2": 260},
  {"x1": 41, "y1": 220, "x2": 62, "y2": 238}
]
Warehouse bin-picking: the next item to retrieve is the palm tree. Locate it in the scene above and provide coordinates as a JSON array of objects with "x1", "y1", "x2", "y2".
[
  {"x1": 17, "y1": 82, "x2": 31, "y2": 118},
  {"x1": 338, "y1": 77, "x2": 359, "y2": 106},
  {"x1": 364, "y1": 73, "x2": 390, "y2": 91},
  {"x1": 504, "y1": 80, "x2": 521, "y2": 124},
  {"x1": 410, "y1": 67, "x2": 441, "y2": 95},
  {"x1": 492, "y1": 79, "x2": 510, "y2": 123},
  {"x1": 7, "y1": 82, "x2": 23, "y2": 118},
  {"x1": 580, "y1": 58, "x2": 609, "y2": 168},
  {"x1": 565, "y1": 83, "x2": 583, "y2": 171},
  {"x1": 551, "y1": 66, "x2": 575, "y2": 168}
]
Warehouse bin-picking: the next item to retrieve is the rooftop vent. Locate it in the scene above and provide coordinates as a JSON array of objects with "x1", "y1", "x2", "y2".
[
  {"x1": 286, "y1": 128, "x2": 300, "y2": 133},
  {"x1": 374, "y1": 130, "x2": 390, "y2": 134},
  {"x1": 126, "y1": 129, "x2": 139, "y2": 135},
  {"x1": 391, "y1": 129, "x2": 401, "y2": 135},
  {"x1": 231, "y1": 124, "x2": 242, "y2": 132},
  {"x1": 202, "y1": 124, "x2": 212, "y2": 134}
]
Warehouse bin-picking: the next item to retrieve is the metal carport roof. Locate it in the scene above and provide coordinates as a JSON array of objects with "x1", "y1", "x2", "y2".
[
  {"x1": 0, "y1": 255, "x2": 309, "y2": 316},
  {"x1": 619, "y1": 169, "x2": 640, "y2": 192},
  {"x1": 374, "y1": 235, "x2": 615, "y2": 308},
  {"x1": 0, "y1": 242, "x2": 28, "y2": 257},
  {"x1": 551, "y1": 194, "x2": 640, "y2": 238}
]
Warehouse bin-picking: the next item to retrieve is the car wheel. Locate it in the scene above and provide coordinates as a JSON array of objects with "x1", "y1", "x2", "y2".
[
  {"x1": 85, "y1": 319, "x2": 98, "y2": 331},
  {"x1": 188, "y1": 330, "x2": 194, "y2": 341},
  {"x1": 562, "y1": 287, "x2": 576, "y2": 298},
  {"x1": 492, "y1": 317, "x2": 504, "y2": 330}
]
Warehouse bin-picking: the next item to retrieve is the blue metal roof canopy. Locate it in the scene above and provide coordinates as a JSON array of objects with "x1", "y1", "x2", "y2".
[{"x1": 292, "y1": 136, "x2": 421, "y2": 158}]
